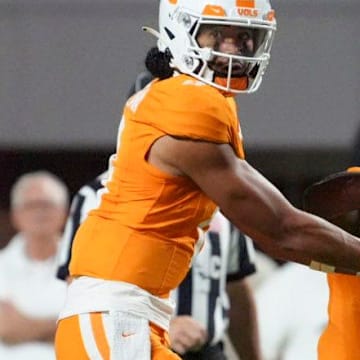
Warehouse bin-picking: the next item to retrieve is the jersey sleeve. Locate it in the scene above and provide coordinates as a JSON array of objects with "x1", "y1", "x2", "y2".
[
  {"x1": 136, "y1": 76, "x2": 237, "y2": 144},
  {"x1": 227, "y1": 228, "x2": 257, "y2": 282}
]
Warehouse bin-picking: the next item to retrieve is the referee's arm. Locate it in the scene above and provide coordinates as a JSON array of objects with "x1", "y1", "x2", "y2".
[{"x1": 227, "y1": 231, "x2": 262, "y2": 360}]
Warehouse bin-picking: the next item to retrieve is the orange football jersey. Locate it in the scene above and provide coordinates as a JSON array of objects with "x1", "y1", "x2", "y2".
[
  {"x1": 318, "y1": 274, "x2": 360, "y2": 360},
  {"x1": 69, "y1": 74, "x2": 245, "y2": 297}
]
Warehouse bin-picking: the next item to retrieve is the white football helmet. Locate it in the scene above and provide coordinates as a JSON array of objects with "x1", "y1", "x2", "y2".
[{"x1": 144, "y1": 0, "x2": 276, "y2": 93}]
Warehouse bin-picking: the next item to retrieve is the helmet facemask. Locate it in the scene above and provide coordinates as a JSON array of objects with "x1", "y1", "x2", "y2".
[
  {"x1": 149, "y1": 0, "x2": 276, "y2": 94},
  {"x1": 193, "y1": 22, "x2": 274, "y2": 93}
]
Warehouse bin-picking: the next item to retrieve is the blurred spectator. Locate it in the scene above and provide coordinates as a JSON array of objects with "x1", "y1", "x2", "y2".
[
  {"x1": 0, "y1": 171, "x2": 69, "y2": 360},
  {"x1": 245, "y1": 250, "x2": 279, "y2": 291},
  {"x1": 254, "y1": 262, "x2": 328, "y2": 360}
]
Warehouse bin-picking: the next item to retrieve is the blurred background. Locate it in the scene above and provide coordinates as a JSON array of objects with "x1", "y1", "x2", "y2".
[{"x1": 1, "y1": 0, "x2": 359, "y2": 246}]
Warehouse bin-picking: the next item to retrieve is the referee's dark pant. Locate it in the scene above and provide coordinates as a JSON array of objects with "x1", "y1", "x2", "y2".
[{"x1": 181, "y1": 342, "x2": 227, "y2": 360}]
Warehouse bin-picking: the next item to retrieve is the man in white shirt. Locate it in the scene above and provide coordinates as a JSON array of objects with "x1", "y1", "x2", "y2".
[{"x1": 0, "y1": 171, "x2": 69, "y2": 360}]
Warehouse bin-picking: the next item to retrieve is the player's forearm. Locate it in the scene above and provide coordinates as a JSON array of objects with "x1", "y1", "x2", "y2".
[
  {"x1": 217, "y1": 162, "x2": 360, "y2": 273},
  {"x1": 228, "y1": 203, "x2": 360, "y2": 274},
  {"x1": 272, "y1": 210, "x2": 360, "y2": 274}
]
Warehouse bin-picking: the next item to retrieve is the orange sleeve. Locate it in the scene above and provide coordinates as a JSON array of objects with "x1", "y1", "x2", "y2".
[{"x1": 135, "y1": 75, "x2": 238, "y2": 144}]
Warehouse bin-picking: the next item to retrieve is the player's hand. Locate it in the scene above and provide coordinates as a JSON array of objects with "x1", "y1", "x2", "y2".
[{"x1": 169, "y1": 315, "x2": 208, "y2": 355}]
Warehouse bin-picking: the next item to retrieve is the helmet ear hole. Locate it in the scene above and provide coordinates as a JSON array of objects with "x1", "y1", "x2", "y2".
[
  {"x1": 164, "y1": 27, "x2": 175, "y2": 41},
  {"x1": 188, "y1": 21, "x2": 198, "y2": 36}
]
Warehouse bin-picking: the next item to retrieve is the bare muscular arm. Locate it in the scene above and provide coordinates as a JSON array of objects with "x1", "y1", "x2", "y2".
[{"x1": 149, "y1": 136, "x2": 360, "y2": 273}]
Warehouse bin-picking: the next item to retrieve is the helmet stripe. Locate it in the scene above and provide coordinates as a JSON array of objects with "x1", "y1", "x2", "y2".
[
  {"x1": 202, "y1": 5, "x2": 226, "y2": 16},
  {"x1": 236, "y1": 0, "x2": 255, "y2": 8}
]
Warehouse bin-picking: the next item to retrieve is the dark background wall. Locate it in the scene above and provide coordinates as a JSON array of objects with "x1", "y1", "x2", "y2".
[
  {"x1": 0, "y1": 0, "x2": 359, "y2": 246},
  {"x1": 0, "y1": 147, "x2": 353, "y2": 248}
]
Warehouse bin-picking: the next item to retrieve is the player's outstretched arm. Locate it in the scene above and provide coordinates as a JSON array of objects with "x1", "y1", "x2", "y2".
[{"x1": 149, "y1": 136, "x2": 360, "y2": 274}]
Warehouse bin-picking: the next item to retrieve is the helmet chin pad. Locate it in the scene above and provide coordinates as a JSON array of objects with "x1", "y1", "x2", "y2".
[{"x1": 215, "y1": 76, "x2": 249, "y2": 92}]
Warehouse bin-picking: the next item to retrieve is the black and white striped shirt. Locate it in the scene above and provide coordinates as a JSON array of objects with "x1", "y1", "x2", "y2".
[
  {"x1": 171, "y1": 213, "x2": 256, "y2": 345},
  {"x1": 56, "y1": 172, "x2": 256, "y2": 345},
  {"x1": 56, "y1": 172, "x2": 107, "y2": 281}
]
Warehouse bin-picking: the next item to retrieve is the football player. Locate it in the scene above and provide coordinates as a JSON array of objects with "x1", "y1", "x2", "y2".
[
  {"x1": 55, "y1": 1, "x2": 360, "y2": 359},
  {"x1": 303, "y1": 167, "x2": 360, "y2": 360}
]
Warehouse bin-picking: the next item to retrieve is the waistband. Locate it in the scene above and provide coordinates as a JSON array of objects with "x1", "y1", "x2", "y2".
[{"x1": 58, "y1": 276, "x2": 175, "y2": 331}]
